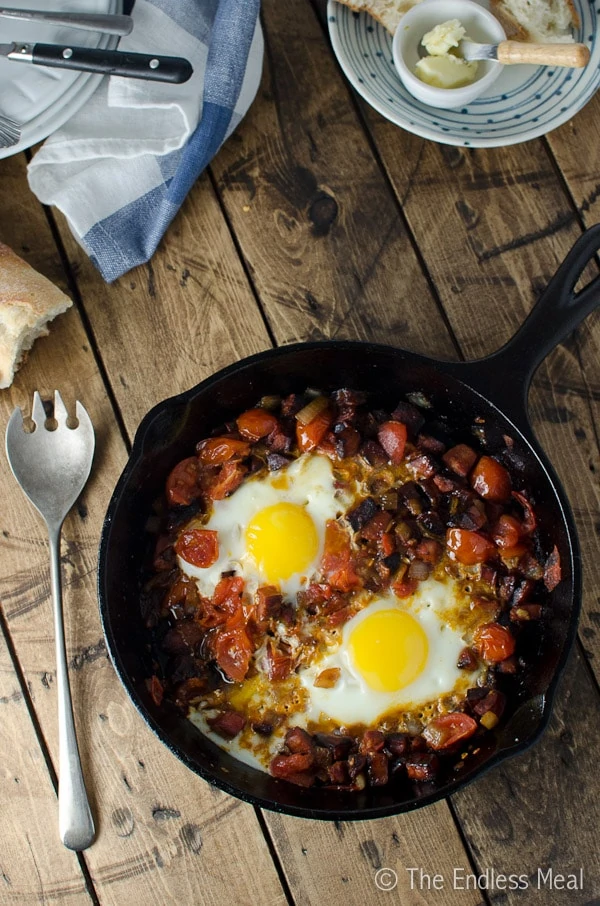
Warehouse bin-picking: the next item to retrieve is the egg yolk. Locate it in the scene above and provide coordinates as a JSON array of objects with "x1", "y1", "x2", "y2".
[
  {"x1": 245, "y1": 502, "x2": 319, "y2": 583},
  {"x1": 349, "y1": 609, "x2": 429, "y2": 692}
]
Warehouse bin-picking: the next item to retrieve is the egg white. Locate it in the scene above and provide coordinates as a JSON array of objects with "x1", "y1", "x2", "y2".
[
  {"x1": 299, "y1": 577, "x2": 484, "y2": 726},
  {"x1": 178, "y1": 453, "x2": 350, "y2": 599}
]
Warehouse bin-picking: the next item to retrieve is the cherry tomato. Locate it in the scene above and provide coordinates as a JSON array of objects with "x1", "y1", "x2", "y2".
[
  {"x1": 471, "y1": 456, "x2": 512, "y2": 502},
  {"x1": 166, "y1": 457, "x2": 201, "y2": 506},
  {"x1": 196, "y1": 436, "x2": 250, "y2": 464},
  {"x1": 213, "y1": 622, "x2": 253, "y2": 683},
  {"x1": 446, "y1": 528, "x2": 496, "y2": 565},
  {"x1": 474, "y1": 622, "x2": 516, "y2": 662},
  {"x1": 296, "y1": 409, "x2": 333, "y2": 452},
  {"x1": 491, "y1": 514, "x2": 522, "y2": 549},
  {"x1": 174, "y1": 529, "x2": 219, "y2": 568},
  {"x1": 321, "y1": 520, "x2": 361, "y2": 592},
  {"x1": 213, "y1": 576, "x2": 245, "y2": 609},
  {"x1": 423, "y1": 713, "x2": 478, "y2": 750},
  {"x1": 206, "y1": 461, "x2": 247, "y2": 500},
  {"x1": 236, "y1": 408, "x2": 279, "y2": 441},
  {"x1": 377, "y1": 421, "x2": 407, "y2": 464}
]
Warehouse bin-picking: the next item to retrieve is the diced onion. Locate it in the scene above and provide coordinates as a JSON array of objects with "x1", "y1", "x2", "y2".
[{"x1": 295, "y1": 395, "x2": 328, "y2": 425}]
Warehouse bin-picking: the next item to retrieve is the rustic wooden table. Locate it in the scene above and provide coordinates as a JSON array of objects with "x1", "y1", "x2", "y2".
[{"x1": 1, "y1": 3, "x2": 599, "y2": 904}]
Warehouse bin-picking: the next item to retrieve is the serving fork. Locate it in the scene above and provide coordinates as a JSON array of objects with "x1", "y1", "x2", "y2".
[{"x1": 5, "y1": 391, "x2": 95, "y2": 850}]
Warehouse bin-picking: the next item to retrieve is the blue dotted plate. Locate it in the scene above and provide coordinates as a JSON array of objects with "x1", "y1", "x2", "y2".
[{"x1": 327, "y1": 0, "x2": 599, "y2": 146}]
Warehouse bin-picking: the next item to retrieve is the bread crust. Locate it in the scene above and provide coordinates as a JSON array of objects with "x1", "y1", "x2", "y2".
[
  {"x1": 490, "y1": 0, "x2": 579, "y2": 42},
  {"x1": 334, "y1": 0, "x2": 419, "y2": 34},
  {"x1": 0, "y1": 242, "x2": 72, "y2": 389}
]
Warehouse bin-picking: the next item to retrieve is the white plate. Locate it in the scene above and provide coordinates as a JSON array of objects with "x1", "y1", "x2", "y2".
[
  {"x1": 0, "y1": 0, "x2": 121, "y2": 159},
  {"x1": 327, "y1": 0, "x2": 600, "y2": 147}
]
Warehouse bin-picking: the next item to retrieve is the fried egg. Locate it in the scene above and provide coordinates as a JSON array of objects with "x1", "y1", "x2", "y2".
[
  {"x1": 298, "y1": 577, "x2": 484, "y2": 726},
  {"x1": 179, "y1": 454, "x2": 350, "y2": 599}
]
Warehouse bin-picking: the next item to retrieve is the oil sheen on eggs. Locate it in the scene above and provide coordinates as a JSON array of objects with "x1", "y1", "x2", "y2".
[
  {"x1": 178, "y1": 453, "x2": 352, "y2": 599},
  {"x1": 298, "y1": 578, "x2": 483, "y2": 726},
  {"x1": 195, "y1": 573, "x2": 486, "y2": 771}
]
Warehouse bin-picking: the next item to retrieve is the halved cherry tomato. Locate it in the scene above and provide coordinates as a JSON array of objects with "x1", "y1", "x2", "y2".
[
  {"x1": 265, "y1": 639, "x2": 293, "y2": 681},
  {"x1": 423, "y1": 712, "x2": 478, "y2": 750},
  {"x1": 296, "y1": 409, "x2": 333, "y2": 452},
  {"x1": 471, "y1": 456, "x2": 512, "y2": 502},
  {"x1": 213, "y1": 619, "x2": 253, "y2": 683},
  {"x1": 473, "y1": 622, "x2": 516, "y2": 662},
  {"x1": 446, "y1": 528, "x2": 496, "y2": 565},
  {"x1": 196, "y1": 436, "x2": 250, "y2": 465},
  {"x1": 206, "y1": 461, "x2": 247, "y2": 500},
  {"x1": 321, "y1": 520, "x2": 361, "y2": 592},
  {"x1": 377, "y1": 421, "x2": 407, "y2": 465},
  {"x1": 166, "y1": 457, "x2": 201, "y2": 506},
  {"x1": 174, "y1": 529, "x2": 219, "y2": 568},
  {"x1": 491, "y1": 513, "x2": 522, "y2": 550},
  {"x1": 213, "y1": 576, "x2": 244, "y2": 609},
  {"x1": 236, "y1": 408, "x2": 279, "y2": 441}
]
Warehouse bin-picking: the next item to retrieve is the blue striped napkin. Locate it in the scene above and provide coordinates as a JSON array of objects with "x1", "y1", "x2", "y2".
[{"x1": 28, "y1": 0, "x2": 262, "y2": 282}]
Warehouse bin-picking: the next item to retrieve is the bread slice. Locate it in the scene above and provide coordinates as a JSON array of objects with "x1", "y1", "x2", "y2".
[
  {"x1": 0, "y1": 242, "x2": 72, "y2": 390},
  {"x1": 334, "y1": 0, "x2": 423, "y2": 34},
  {"x1": 490, "y1": 0, "x2": 579, "y2": 42}
]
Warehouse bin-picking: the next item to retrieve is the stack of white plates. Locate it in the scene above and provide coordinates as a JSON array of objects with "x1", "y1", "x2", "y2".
[{"x1": 0, "y1": 0, "x2": 122, "y2": 159}]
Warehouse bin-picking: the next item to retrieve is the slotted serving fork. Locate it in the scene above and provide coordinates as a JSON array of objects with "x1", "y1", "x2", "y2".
[
  {"x1": 5, "y1": 391, "x2": 95, "y2": 850},
  {"x1": 0, "y1": 112, "x2": 21, "y2": 149}
]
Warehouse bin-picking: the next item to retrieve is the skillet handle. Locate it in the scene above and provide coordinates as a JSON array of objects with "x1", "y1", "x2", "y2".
[{"x1": 455, "y1": 224, "x2": 600, "y2": 421}]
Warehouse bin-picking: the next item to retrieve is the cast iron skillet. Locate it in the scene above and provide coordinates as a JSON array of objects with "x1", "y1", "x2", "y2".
[{"x1": 99, "y1": 225, "x2": 600, "y2": 820}]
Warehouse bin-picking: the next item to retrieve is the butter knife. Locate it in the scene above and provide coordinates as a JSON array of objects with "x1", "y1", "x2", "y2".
[
  {"x1": 0, "y1": 7, "x2": 133, "y2": 36},
  {"x1": 0, "y1": 42, "x2": 193, "y2": 83},
  {"x1": 459, "y1": 40, "x2": 590, "y2": 68}
]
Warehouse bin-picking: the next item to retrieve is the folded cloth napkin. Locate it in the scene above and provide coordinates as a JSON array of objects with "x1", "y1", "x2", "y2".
[{"x1": 28, "y1": 0, "x2": 262, "y2": 283}]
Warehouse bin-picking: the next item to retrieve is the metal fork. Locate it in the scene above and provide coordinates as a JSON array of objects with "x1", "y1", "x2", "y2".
[
  {"x1": 0, "y1": 113, "x2": 21, "y2": 149},
  {"x1": 5, "y1": 391, "x2": 95, "y2": 850}
]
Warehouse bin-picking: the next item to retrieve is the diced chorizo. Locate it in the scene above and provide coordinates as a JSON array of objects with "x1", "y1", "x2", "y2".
[
  {"x1": 368, "y1": 752, "x2": 389, "y2": 787},
  {"x1": 207, "y1": 710, "x2": 246, "y2": 739}
]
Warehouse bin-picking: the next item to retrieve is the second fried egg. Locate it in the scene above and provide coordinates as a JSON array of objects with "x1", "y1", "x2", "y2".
[{"x1": 299, "y1": 578, "x2": 485, "y2": 726}]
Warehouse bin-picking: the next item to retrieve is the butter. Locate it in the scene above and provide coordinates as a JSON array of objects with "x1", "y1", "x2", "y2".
[
  {"x1": 415, "y1": 18, "x2": 479, "y2": 89},
  {"x1": 422, "y1": 19, "x2": 465, "y2": 55},
  {"x1": 415, "y1": 54, "x2": 478, "y2": 89}
]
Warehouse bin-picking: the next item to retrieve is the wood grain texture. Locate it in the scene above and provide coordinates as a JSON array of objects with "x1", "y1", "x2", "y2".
[
  {"x1": 0, "y1": 153, "x2": 286, "y2": 906},
  {"x1": 54, "y1": 169, "x2": 273, "y2": 438},
  {"x1": 210, "y1": 0, "x2": 456, "y2": 359},
  {"x1": 266, "y1": 805, "x2": 485, "y2": 906},
  {"x1": 0, "y1": 627, "x2": 91, "y2": 904},
  {"x1": 452, "y1": 646, "x2": 600, "y2": 904}
]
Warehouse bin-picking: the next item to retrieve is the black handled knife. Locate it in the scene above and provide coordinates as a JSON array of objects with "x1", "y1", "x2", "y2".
[{"x1": 0, "y1": 42, "x2": 193, "y2": 83}]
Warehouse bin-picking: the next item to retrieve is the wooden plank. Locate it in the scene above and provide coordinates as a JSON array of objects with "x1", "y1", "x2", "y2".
[
  {"x1": 542, "y1": 109, "x2": 600, "y2": 670},
  {"x1": 210, "y1": 0, "x2": 456, "y2": 360},
  {"x1": 452, "y1": 646, "x2": 600, "y2": 904},
  {"x1": 0, "y1": 624, "x2": 91, "y2": 904},
  {"x1": 55, "y1": 169, "x2": 273, "y2": 438},
  {"x1": 0, "y1": 153, "x2": 287, "y2": 906},
  {"x1": 265, "y1": 804, "x2": 483, "y2": 906}
]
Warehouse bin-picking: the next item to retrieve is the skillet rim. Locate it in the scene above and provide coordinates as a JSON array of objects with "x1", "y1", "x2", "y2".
[{"x1": 98, "y1": 339, "x2": 582, "y2": 820}]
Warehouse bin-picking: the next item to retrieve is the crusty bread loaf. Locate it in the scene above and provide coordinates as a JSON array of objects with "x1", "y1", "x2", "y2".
[
  {"x1": 490, "y1": 0, "x2": 579, "y2": 42},
  {"x1": 334, "y1": 0, "x2": 422, "y2": 34},
  {"x1": 336, "y1": 0, "x2": 578, "y2": 41},
  {"x1": 0, "y1": 242, "x2": 72, "y2": 389}
]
